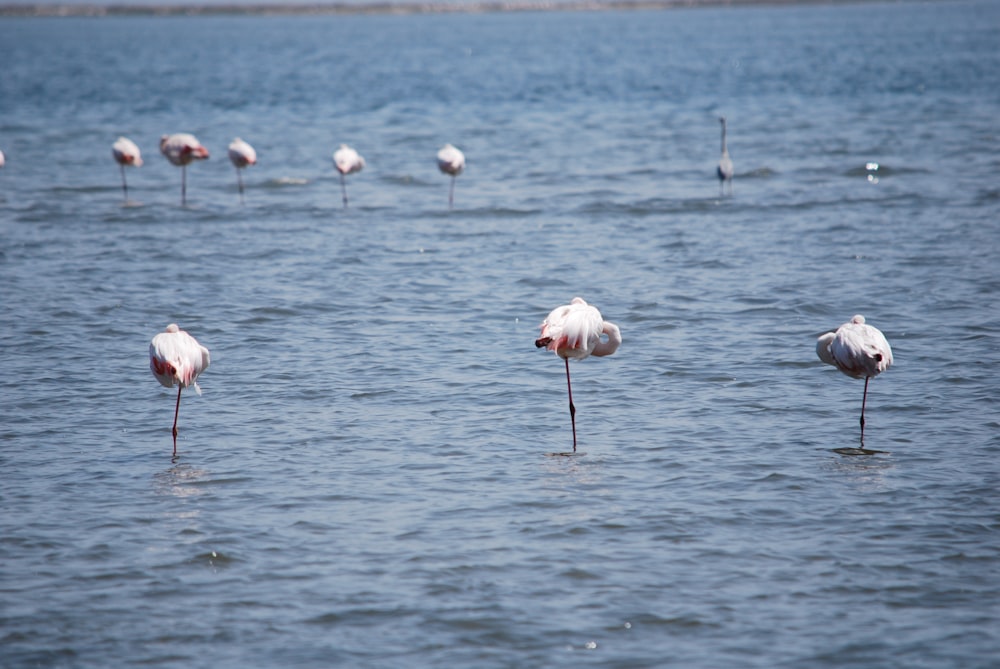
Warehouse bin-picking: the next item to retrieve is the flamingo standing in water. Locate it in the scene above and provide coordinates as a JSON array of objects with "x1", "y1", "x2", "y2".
[
  {"x1": 160, "y1": 133, "x2": 210, "y2": 205},
  {"x1": 717, "y1": 116, "x2": 734, "y2": 197},
  {"x1": 227, "y1": 138, "x2": 257, "y2": 204},
  {"x1": 333, "y1": 144, "x2": 365, "y2": 208},
  {"x1": 150, "y1": 323, "x2": 211, "y2": 457},
  {"x1": 111, "y1": 136, "x2": 143, "y2": 202},
  {"x1": 436, "y1": 143, "x2": 465, "y2": 209},
  {"x1": 0, "y1": 148, "x2": 6, "y2": 169},
  {"x1": 535, "y1": 297, "x2": 621, "y2": 453},
  {"x1": 816, "y1": 314, "x2": 893, "y2": 445}
]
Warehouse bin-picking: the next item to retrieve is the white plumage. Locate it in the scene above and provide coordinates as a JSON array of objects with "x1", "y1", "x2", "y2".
[
  {"x1": 536, "y1": 297, "x2": 621, "y2": 453},
  {"x1": 437, "y1": 143, "x2": 465, "y2": 209},
  {"x1": 111, "y1": 136, "x2": 142, "y2": 201},
  {"x1": 817, "y1": 314, "x2": 893, "y2": 443},
  {"x1": 228, "y1": 137, "x2": 257, "y2": 203},
  {"x1": 159, "y1": 133, "x2": 210, "y2": 205},
  {"x1": 333, "y1": 144, "x2": 365, "y2": 208},
  {"x1": 150, "y1": 323, "x2": 210, "y2": 455}
]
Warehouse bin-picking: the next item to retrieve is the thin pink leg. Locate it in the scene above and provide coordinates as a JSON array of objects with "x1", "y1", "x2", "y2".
[
  {"x1": 340, "y1": 173, "x2": 349, "y2": 208},
  {"x1": 565, "y1": 358, "x2": 577, "y2": 452},
  {"x1": 448, "y1": 176, "x2": 455, "y2": 210},
  {"x1": 172, "y1": 386, "x2": 182, "y2": 457},
  {"x1": 859, "y1": 376, "x2": 870, "y2": 444}
]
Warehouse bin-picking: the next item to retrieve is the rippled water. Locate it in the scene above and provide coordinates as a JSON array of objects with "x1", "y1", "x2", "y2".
[{"x1": 2, "y1": 2, "x2": 999, "y2": 667}]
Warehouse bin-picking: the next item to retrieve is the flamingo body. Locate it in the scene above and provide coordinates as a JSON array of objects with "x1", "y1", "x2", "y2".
[
  {"x1": 160, "y1": 133, "x2": 209, "y2": 205},
  {"x1": 228, "y1": 137, "x2": 257, "y2": 168},
  {"x1": 333, "y1": 144, "x2": 365, "y2": 176},
  {"x1": 333, "y1": 144, "x2": 365, "y2": 207},
  {"x1": 436, "y1": 143, "x2": 465, "y2": 177},
  {"x1": 112, "y1": 136, "x2": 143, "y2": 167},
  {"x1": 535, "y1": 297, "x2": 621, "y2": 452},
  {"x1": 437, "y1": 143, "x2": 465, "y2": 208},
  {"x1": 0, "y1": 149, "x2": 5, "y2": 168},
  {"x1": 817, "y1": 314, "x2": 892, "y2": 443},
  {"x1": 160, "y1": 133, "x2": 209, "y2": 166},
  {"x1": 717, "y1": 117, "x2": 734, "y2": 196},
  {"x1": 228, "y1": 137, "x2": 257, "y2": 203},
  {"x1": 112, "y1": 137, "x2": 142, "y2": 201},
  {"x1": 150, "y1": 323, "x2": 210, "y2": 455}
]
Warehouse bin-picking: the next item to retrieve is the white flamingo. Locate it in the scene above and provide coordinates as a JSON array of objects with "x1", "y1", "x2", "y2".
[
  {"x1": 111, "y1": 136, "x2": 143, "y2": 202},
  {"x1": 333, "y1": 144, "x2": 365, "y2": 208},
  {"x1": 159, "y1": 133, "x2": 210, "y2": 206},
  {"x1": 717, "y1": 116, "x2": 734, "y2": 197},
  {"x1": 817, "y1": 314, "x2": 893, "y2": 444},
  {"x1": 150, "y1": 323, "x2": 211, "y2": 457},
  {"x1": 535, "y1": 297, "x2": 621, "y2": 453},
  {"x1": 436, "y1": 143, "x2": 465, "y2": 209},
  {"x1": 228, "y1": 138, "x2": 257, "y2": 204}
]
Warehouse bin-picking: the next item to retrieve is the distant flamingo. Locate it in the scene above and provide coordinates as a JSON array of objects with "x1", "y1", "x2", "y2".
[
  {"x1": 0, "y1": 148, "x2": 6, "y2": 169},
  {"x1": 111, "y1": 136, "x2": 143, "y2": 202},
  {"x1": 227, "y1": 137, "x2": 257, "y2": 204},
  {"x1": 160, "y1": 133, "x2": 210, "y2": 205},
  {"x1": 817, "y1": 314, "x2": 893, "y2": 444},
  {"x1": 437, "y1": 143, "x2": 465, "y2": 209},
  {"x1": 717, "y1": 116, "x2": 734, "y2": 196},
  {"x1": 333, "y1": 144, "x2": 365, "y2": 208},
  {"x1": 150, "y1": 323, "x2": 211, "y2": 457},
  {"x1": 535, "y1": 297, "x2": 621, "y2": 453}
]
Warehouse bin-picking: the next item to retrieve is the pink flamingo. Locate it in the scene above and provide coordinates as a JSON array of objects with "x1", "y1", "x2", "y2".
[
  {"x1": 150, "y1": 323, "x2": 211, "y2": 457},
  {"x1": 111, "y1": 136, "x2": 143, "y2": 202},
  {"x1": 333, "y1": 144, "x2": 365, "y2": 208},
  {"x1": 227, "y1": 138, "x2": 257, "y2": 204},
  {"x1": 817, "y1": 314, "x2": 893, "y2": 444},
  {"x1": 159, "y1": 133, "x2": 210, "y2": 205},
  {"x1": 535, "y1": 297, "x2": 621, "y2": 453},
  {"x1": 436, "y1": 143, "x2": 465, "y2": 209}
]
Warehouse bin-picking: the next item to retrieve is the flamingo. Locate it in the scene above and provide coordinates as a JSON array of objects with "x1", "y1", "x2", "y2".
[
  {"x1": 111, "y1": 136, "x2": 143, "y2": 202},
  {"x1": 159, "y1": 133, "x2": 210, "y2": 205},
  {"x1": 0, "y1": 148, "x2": 5, "y2": 169},
  {"x1": 535, "y1": 297, "x2": 621, "y2": 453},
  {"x1": 717, "y1": 116, "x2": 734, "y2": 197},
  {"x1": 816, "y1": 314, "x2": 893, "y2": 445},
  {"x1": 333, "y1": 144, "x2": 365, "y2": 208},
  {"x1": 150, "y1": 323, "x2": 211, "y2": 457},
  {"x1": 436, "y1": 143, "x2": 465, "y2": 209},
  {"x1": 227, "y1": 138, "x2": 257, "y2": 204}
]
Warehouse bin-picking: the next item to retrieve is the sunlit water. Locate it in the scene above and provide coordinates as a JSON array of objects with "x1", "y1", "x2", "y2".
[{"x1": 1, "y1": 1, "x2": 998, "y2": 667}]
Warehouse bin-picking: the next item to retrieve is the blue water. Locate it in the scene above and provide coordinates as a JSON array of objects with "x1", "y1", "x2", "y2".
[{"x1": 2, "y1": 2, "x2": 999, "y2": 667}]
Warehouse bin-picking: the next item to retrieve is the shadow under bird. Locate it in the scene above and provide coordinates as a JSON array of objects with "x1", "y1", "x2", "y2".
[
  {"x1": 160, "y1": 133, "x2": 210, "y2": 206},
  {"x1": 717, "y1": 116, "x2": 734, "y2": 197},
  {"x1": 535, "y1": 297, "x2": 621, "y2": 454},
  {"x1": 816, "y1": 314, "x2": 893, "y2": 447},
  {"x1": 112, "y1": 136, "x2": 142, "y2": 202},
  {"x1": 333, "y1": 144, "x2": 365, "y2": 208},
  {"x1": 436, "y1": 143, "x2": 465, "y2": 209},
  {"x1": 228, "y1": 137, "x2": 257, "y2": 204},
  {"x1": 150, "y1": 323, "x2": 211, "y2": 457}
]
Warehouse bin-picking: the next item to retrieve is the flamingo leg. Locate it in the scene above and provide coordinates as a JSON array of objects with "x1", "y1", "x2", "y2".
[
  {"x1": 236, "y1": 167, "x2": 245, "y2": 205},
  {"x1": 340, "y1": 173, "x2": 349, "y2": 208},
  {"x1": 448, "y1": 176, "x2": 455, "y2": 210},
  {"x1": 121, "y1": 164, "x2": 128, "y2": 202},
  {"x1": 859, "y1": 376, "x2": 870, "y2": 444},
  {"x1": 181, "y1": 165, "x2": 187, "y2": 206},
  {"x1": 564, "y1": 357, "x2": 577, "y2": 452},
  {"x1": 172, "y1": 385, "x2": 182, "y2": 457}
]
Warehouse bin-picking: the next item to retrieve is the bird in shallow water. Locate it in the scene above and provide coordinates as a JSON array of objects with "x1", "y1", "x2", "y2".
[
  {"x1": 535, "y1": 297, "x2": 621, "y2": 454},
  {"x1": 816, "y1": 314, "x2": 893, "y2": 446}
]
